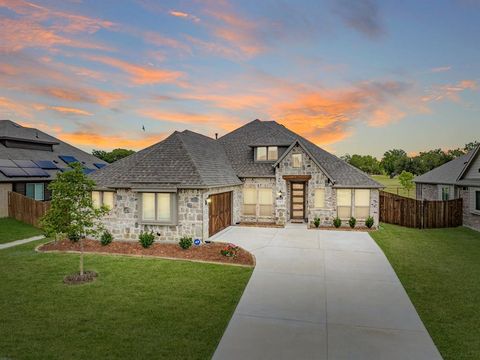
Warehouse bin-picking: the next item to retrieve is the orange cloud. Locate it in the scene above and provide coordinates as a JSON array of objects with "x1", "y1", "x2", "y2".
[
  {"x1": 58, "y1": 131, "x2": 164, "y2": 151},
  {"x1": 31, "y1": 86, "x2": 126, "y2": 107},
  {"x1": 169, "y1": 10, "x2": 200, "y2": 22},
  {"x1": 34, "y1": 104, "x2": 93, "y2": 116},
  {"x1": 422, "y1": 79, "x2": 478, "y2": 102},
  {"x1": 84, "y1": 55, "x2": 184, "y2": 85}
]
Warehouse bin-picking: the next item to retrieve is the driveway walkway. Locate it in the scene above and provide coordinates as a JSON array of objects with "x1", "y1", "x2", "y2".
[
  {"x1": 212, "y1": 224, "x2": 441, "y2": 360},
  {"x1": 0, "y1": 235, "x2": 45, "y2": 250}
]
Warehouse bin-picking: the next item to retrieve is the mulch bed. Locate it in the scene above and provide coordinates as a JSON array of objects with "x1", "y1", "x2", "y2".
[
  {"x1": 63, "y1": 271, "x2": 97, "y2": 285},
  {"x1": 309, "y1": 226, "x2": 376, "y2": 232},
  {"x1": 39, "y1": 239, "x2": 255, "y2": 267}
]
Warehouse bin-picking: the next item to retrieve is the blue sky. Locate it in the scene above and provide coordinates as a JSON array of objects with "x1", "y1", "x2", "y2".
[{"x1": 0, "y1": 0, "x2": 478, "y2": 157}]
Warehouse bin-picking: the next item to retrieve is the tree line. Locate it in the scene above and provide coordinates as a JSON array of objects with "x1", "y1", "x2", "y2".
[{"x1": 341, "y1": 141, "x2": 479, "y2": 177}]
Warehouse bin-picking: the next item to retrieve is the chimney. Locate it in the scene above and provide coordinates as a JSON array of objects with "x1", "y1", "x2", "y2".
[{"x1": 215, "y1": 133, "x2": 218, "y2": 140}]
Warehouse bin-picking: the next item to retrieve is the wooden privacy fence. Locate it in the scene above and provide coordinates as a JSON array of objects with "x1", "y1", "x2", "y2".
[
  {"x1": 8, "y1": 191, "x2": 50, "y2": 228},
  {"x1": 379, "y1": 191, "x2": 463, "y2": 229}
]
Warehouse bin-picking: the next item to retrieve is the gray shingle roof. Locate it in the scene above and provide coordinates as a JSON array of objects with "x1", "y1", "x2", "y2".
[
  {"x1": 91, "y1": 130, "x2": 241, "y2": 189},
  {"x1": 414, "y1": 149, "x2": 478, "y2": 185},
  {"x1": 0, "y1": 120, "x2": 107, "y2": 182},
  {"x1": 219, "y1": 120, "x2": 383, "y2": 188}
]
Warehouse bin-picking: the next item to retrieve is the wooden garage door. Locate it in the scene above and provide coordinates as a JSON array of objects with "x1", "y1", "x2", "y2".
[{"x1": 209, "y1": 192, "x2": 232, "y2": 237}]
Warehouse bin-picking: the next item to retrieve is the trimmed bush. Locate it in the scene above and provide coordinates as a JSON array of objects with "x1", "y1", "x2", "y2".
[
  {"x1": 333, "y1": 217, "x2": 342, "y2": 228},
  {"x1": 179, "y1": 236, "x2": 193, "y2": 250},
  {"x1": 68, "y1": 232, "x2": 80, "y2": 242},
  {"x1": 365, "y1": 216, "x2": 374, "y2": 229},
  {"x1": 349, "y1": 217, "x2": 357, "y2": 228},
  {"x1": 139, "y1": 231, "x2": 155, "y2": 248},
  {"x1": 100, "y1": 230, "x2": 113, "y2": 246},
  {"x1": 313, "y1": 217, "x2": 320, "y2": 228}
]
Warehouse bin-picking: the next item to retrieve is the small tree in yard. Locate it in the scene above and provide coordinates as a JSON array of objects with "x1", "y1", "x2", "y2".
[
  {"x1": 42, "y1": 162, "x2": 108, "y2": 279},
  {"x1": 398, "y1": 170, "x2": 415, "y2": 195}
]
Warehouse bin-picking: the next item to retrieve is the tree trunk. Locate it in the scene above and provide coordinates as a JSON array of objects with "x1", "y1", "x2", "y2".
[{"x1": 79, "y1": 237, "x2": 84, "y2": 276}]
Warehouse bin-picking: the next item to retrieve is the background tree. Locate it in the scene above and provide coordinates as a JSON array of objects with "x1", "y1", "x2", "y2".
[
  {"x1": 92, "y1": 148, "x2": 135, "y2": 163},
  {"x1": 42, "y1": 162, "x2": 108, "y2": 276},
  {"x1": 398, "y1": 170, "x2": 415, "y2": 193},
  {"x1": 381, "y1": 149, "x2": 408, "y2": 177},
  {"x1": 342, "y1": 154, "x2": 382, "y2": 174},
  {"x1": 464, "y1": 141, "x2": 480, "y2": 152}
]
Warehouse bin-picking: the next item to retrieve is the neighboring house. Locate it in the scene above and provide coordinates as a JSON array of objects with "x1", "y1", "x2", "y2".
[
  {"x1": 91, "y1": 120, "x2": 382, "y2": 241},
  {"x1": 415, "y1": 145, "x2": 480, "y2": 231},
  {"x1": 0, "y1": 120, "x2": 107, "y2": 217}
]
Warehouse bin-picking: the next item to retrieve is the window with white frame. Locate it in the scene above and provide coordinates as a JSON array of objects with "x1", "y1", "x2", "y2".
[
  {"x1": 314, "y1": 188, "x2": 325, "y2": 208},
  {"x1": 441, "y1": 187, "x2": 450, "y2": 201},
  {"x1": 141, "y1": 192, "x2": 176, "y2": 223},
  {"x1": 292, "y1": 153, "x2": 302, "y2": 168},
  {"x1": 258, "y1": 188, "x2": 273, "y2": 216},
  {"x1": 26, "y1": 183, "x2": 44, "y2": 201},
  {"x1": 243, "y1": 188, "x2": 274, "y2": 217},
  {"x1": 92, "y1": 191, "x2": 115, "y2": 209},
  {"x1": 337, "y1": 189, "x2": 352, "y2": 219},
  {"x1": 256, "y1": 146, "x2": 278, "y2": 161},
  {"x1": 354, "y1": 189, "x2": 370, "y2": 219}
]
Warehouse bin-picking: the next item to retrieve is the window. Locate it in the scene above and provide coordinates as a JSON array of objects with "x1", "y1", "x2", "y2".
[
  {"x1": 314, "y1": 188, "x2": 325, "y2": 208},
  {"x1": 256, "y1": 146, "x2": 278, "y2": 161},
  {"x1": 292, "y1": 153, "x2": 302, "y2": 168},
  {"x1": 337, "y1": 189, "x2": 352, "y2": 219},
  {"x1": 26, "y1": 183, "x2": 44, "y2": 201},
  {"x1": 243, "y1": 188, "x2": 274, "y2": 217},
  {"x1": 141, "y1": 193, "x2": 176, "y2": 223},
  {"x1": 441, "y1": 187, "x2": 450, "y2": 201},
  {"x1": 257, "y1": 147, "x2": 267, "y2": 161},
  {"x1": 258, "y1": 189, "x2": 273, "y2": 216},
  {"x1": 92, "y1": 191, "x2": 115, "y2": 209},
  {"x1": 243, "y1": 188, "x2": 257, "y2": 215},
  {"x1": 267, "y1": 147, "x2": 278, "y2": 161},
  {"x1": 476, "y1": 191, "x2": 480, "y2": 211},
  {"x1": 354, "y1": 189, "x2": 370, "y2": 219}
]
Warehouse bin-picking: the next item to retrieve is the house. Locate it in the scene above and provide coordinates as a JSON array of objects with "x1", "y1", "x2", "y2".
[
  {"x1": 90, "y1": 119, "x2": 383, "y2": 241},
  {"x1": 414, "y1": 145, "x2": 480, "y2": 231},
  {"x1": 0, "y1": 120, "x2": 107, "y2": 217}
]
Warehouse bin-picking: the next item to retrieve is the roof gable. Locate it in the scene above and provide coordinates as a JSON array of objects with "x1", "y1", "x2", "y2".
[{"x1": 457, "y1": 145, "x2": 480, "y2": 181}]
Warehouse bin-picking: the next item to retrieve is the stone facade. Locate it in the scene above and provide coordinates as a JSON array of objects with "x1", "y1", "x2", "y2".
[
  {"x1": 460, "y1": 187, "x2": 480, "y2": 232},
  {"x1": 416, "y1": 183, "x2": 439, "y2": 201}
]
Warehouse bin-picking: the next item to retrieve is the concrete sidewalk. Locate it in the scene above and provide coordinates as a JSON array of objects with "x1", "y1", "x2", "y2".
[
  {"x1": 0, "y1": 235, "x2": 45, "y2": 250},
  {"x1": 211, "y1": 224, "x2": 442, "y2": 360}
]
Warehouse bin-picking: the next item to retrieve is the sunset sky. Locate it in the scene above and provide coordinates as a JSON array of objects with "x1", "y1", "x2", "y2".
[{"x1": 0, "y1": 0, "x2": 479, "y2": 157}]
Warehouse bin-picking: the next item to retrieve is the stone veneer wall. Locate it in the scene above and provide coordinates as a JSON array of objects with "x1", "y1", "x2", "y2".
[
  {"x1": 240, "y1": 177, "x2": 276, "y2": 223},
  {"x1": 416, "y1": 183, "x2": 439, "y2": 201},
  {"x1": 275, "y1": 144, "x2": 335, "y2": 226},
  {"x1": 460, "y1": 187, "x2": 480, "y2": 232}
]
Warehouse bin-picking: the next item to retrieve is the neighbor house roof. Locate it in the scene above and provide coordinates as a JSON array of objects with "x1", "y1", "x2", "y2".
[
  {"x1": 414, "y1": 146, "x2": 479, "y2": 185},
  {"x1": 0, "y1": 120, "x2": 107, "y2": 183},
  {"x1": 90, "y1": 130, "x2": 242, "y2": 189},
  {"x1": 219, "y1": 120, "x2": 383, "y2": 188}
]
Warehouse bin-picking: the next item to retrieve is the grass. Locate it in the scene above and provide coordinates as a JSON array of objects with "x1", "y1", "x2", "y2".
[
  {"x1": 0, "y1": 217, "x2": 44, "y2": 244},
  {"x1": 371, "y1": 224, "x2": 480, "y2": 360},
  {"x1": 0, "y1": 239, "x2": 253, "y2": 359},
  {"x1": 372, "y1": 174, "x2": 416, "y2": 199}
]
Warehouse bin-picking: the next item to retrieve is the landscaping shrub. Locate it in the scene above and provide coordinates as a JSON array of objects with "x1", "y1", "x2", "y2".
[
  {"x1": 333, "y1": 217, "x2": 341, "y2": 228},
  {"x1": 100, "y1": 231, "x2": 113, "y2": 246},
  {"x1": 220, "y1": 243, "x2": 240, "y2": 258},
  {"x1": 349, "y1": 217, "x2": 357, "y2": 228},
  {"x1": 313, "y1": 217, "x2": 320, "y2": 228},
  {"x1": 365, "y1": 216, "x2": 374, "y2": 229},
  {"x1": 67, "y1": 232, "x2": 81, "y2": 242},
  {"x1": 139, "y1": 231, "x2": 155, "y2": 248},
  {"x1": 179, "y1": 236, "x2": 193, "y2": 250}
]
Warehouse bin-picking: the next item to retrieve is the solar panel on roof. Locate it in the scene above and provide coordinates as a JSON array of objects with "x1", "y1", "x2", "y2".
[
  {"x1": 23, "y1": 168, "x2": 50, "y2": 177},
  {"x1": 0, "y1": 167, "x2": 28, "y2": 177},
  {"x1": 34, "y1": 160, "x2": 58, "y2": 169},
  {"x1": 59, "y1": 155, "x2": 79, "y2": 164},
  {"x1": 0, "y1": 159, "x2": 17, "y2": 167},
  {"x1": 94, "y1": 163, "x2": 106, "y2": 169},
  {"x1": 12, "y1": 159, "x2": 39, "y2": 168}
]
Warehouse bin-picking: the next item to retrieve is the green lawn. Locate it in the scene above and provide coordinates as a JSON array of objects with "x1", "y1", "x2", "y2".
[
  {"x1": 372, "y1": 175, "x2": 416, "y2": 199},
  {"x1": 0, "y1": 239, "x2": 253, "y2": 359},
  {"x1": 0, "y1": 217, "x2": 44, "y2": 244},
  {"x1": 371, "y1": 224, "x2": 480, "y2": 360}
]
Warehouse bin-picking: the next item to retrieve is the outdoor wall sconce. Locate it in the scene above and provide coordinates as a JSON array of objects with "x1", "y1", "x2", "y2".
[
  {"x1": 277, "y1": 190, "x2": 284, "y2": 199},
  {"x1": 205, "y1": 197, "x2": 212, "y2": 205}
]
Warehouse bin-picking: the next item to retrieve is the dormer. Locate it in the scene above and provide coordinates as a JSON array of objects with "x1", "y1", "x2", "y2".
[{"x1": 254, "y1": 146, "x2": 279, "y2": 162}]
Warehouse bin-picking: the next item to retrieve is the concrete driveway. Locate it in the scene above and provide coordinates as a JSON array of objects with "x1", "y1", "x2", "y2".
[{"x1": 211, "y1": 224, "x2": 442, "y2": 360}]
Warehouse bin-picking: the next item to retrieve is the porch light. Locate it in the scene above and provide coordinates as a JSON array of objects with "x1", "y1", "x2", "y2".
[
  {"x1": 277, "y1": 190, "x2": 284, "y2": 199},
  {"x1": 205, "y1": 197, "x2": 212, "y2": 205}
]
